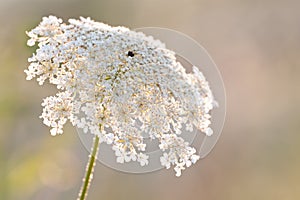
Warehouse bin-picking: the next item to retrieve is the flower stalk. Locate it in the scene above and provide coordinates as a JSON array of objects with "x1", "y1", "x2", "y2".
[{"x1": 78, "y1": 135, "x2": 100, "y2": 200}]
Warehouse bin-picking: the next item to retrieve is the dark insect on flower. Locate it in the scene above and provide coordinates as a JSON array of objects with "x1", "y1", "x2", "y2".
[{"x1": 127, "y1": 51, "x2": 134, "y2": 57}]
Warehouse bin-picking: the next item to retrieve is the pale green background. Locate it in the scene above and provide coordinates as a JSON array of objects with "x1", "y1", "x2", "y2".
[{"x1": 0, "y1": 0, "x2": 299, "y2": 199}]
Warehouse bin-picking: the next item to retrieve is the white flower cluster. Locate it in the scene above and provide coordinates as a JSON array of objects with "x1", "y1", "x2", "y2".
[{"x1": 25, "y1": 16, "x2": 216, "y2": 176}]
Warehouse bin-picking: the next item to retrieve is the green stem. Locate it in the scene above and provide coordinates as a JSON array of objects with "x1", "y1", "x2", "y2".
[{"x1": 78, "y1": 135, "x2": 100, "y2": 200}]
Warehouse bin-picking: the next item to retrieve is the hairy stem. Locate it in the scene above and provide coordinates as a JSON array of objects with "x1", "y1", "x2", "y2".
[{"x1": 78, "y1": 135, "x2": 100, "y2": 200}]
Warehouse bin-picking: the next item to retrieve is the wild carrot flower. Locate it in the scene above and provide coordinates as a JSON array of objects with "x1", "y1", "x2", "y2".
[{"x1": 25, "y1": 16, "x2": 216, "y2": 180}]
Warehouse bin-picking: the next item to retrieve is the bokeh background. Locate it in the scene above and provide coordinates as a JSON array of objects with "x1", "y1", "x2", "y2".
[{"x1": 0, "y1": 0, "x2": 299, "y2": 199}]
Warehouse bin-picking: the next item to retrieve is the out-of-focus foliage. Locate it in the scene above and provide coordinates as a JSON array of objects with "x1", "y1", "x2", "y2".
[{"x1": 0, "y1": 0, "x2": 299, "y2": 199}]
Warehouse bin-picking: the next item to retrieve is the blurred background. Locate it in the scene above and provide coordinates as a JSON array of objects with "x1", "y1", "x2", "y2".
[{"x1": 0, "y1": 0, "x2": 299, "y2": 199}]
